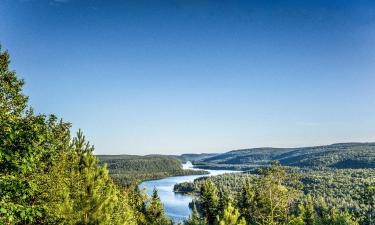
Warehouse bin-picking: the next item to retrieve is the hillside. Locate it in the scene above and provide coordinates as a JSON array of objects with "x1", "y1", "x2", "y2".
[
  {"x1": 194, "y1": 142, "x2": 375, "y2": 170},
  {"x1": 97, "y1": 155, "x2": 208, "y2": 186},
  {"x1": 175, "y1": 153, "x2": 219, "y2": 163}
]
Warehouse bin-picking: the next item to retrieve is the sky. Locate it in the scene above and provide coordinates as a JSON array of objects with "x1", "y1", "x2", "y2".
[{"x1": 1, "y1": 0, "x2": 375, "y2": 155}]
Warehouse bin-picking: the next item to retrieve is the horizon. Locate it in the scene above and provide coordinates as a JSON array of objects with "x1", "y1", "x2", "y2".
[
  {"x1": 95, "y1": 141, "x2": 375, "y2": 156},
  {"x1": 1, "y1": 0, "x2": 375, "y2": 155}
]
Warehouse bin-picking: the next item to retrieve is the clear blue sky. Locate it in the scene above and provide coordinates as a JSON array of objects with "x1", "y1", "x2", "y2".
[{"x1": 1, "y1": 0, "x2": 375, "y2": 155}]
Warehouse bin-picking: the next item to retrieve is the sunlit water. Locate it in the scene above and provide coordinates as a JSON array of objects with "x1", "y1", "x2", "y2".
[{"x1": 139, "y1": 162, "x2": 238, "y2": 224}]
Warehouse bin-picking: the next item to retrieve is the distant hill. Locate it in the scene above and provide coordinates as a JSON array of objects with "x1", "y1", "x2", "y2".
[
  {"x1": 175, "y1": 153, "x2": 219, "y2": 163},
  {"x1": 97, "y1": 142, "x2": 375, "y2": 185},
  {"x1": 97, "y1": 155, "x2": 208, "y2": 186},
  {"x1": 194, "y1": 142, "x2": 375, "y2": 170}
]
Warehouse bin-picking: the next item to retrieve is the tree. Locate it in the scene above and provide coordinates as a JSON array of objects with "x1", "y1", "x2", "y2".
[
  {"x1": 218, "y1": 187, "x2": 231, "y2": 215},
  {"x1": 128, "y1": 187, "x2": 148, "y2": 225},
  {"x1": 0, "y1": 46, "x2": 137, "y2": 225},
  {"x1": 0, "y1": 46, "x2": 71, "y2": 224},
  {"x1": 146, "y1": 187, "x2": 171, "y2": 225},
  {"x1": 185, "y1": 203, "x2": 205, "y2": 225},
  {"x1": 329, "y1": 209, "x2": 359, "y2": 225},
  {"x1": 216, "y1": 202, "x2": 246, "y2": 225},
  {"x1": 303, "y1": 195, "x2": 316, "y2": 225},
  {"x1": 237, "y1": 180, "x2": 255, "y2": 224},
  {"x1": 200, "y1": 180, "x2": 219, "y2": 225},
  {"x1": 251, "y1": 162, "x2": 301, "y2": 225},
  {"x1": 362, "y1": 184, "x2": 375, "y2": 225},
  {"x1": 60, "y1": 130, "x2": 130, "y2": 224}
]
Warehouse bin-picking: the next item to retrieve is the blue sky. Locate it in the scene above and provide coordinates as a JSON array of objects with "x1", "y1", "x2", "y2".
[{"x1": 1, "y1": 0, "x2": 375, "y2": 155}]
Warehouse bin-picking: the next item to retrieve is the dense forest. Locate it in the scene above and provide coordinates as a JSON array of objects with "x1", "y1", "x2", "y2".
[
  {"x1": 193, "y1": 143, "x2": 375, "y2": 170},
  {"x1": 97, "y1": 155, "x2": 208, "y2": 186},
  {"x1": 1, "y1": 46, "x2": 374, "y2": 225},
  {"x1": 175, "y1": 167, "x2": 375, "y2": 224},
  {"x1": 183, "y1": 163, "x2": 366, "y2": 225},
  {"x1": 175, "y1": 144, "x2": 375, "y2": 225}
]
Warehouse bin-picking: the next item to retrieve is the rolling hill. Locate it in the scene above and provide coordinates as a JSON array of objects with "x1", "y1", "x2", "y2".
[{"x1": 193, "y1": 142, "x2": 375, "y2": 170}]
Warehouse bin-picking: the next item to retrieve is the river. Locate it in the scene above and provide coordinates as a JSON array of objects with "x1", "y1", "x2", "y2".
[{"x1": 139, "y1": 162, "x2": 238, "y2": 224}]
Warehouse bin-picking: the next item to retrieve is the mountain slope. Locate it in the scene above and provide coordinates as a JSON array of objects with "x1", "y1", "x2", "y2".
[{"x1": 195, "y1": 142, "x2": 375, "y2": 170}]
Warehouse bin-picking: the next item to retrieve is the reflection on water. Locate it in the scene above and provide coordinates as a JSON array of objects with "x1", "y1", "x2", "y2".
[{"x1": 139, "y1": 162, "x2": 238, "y2": 224}]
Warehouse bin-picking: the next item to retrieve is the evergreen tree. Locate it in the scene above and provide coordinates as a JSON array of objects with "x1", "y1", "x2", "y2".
[
  {"x1": 185, "y1": 203, "x2": 205, "y2": 225},
  {"x1": 52, "y1": 130, "x2": 136, "y2": 225},
  {"x1": 252, "y1": 162, "x2": 301, "y2": 225},
  {"x1": 291, "y1": 202, "x2": 306, "y2": 225},
  {"x1": 237, "y1": 180, "x2": 255, "y2": 224},
  {"x1": 218, "y1": 187, "x2": 231, "y2": 215},
  {"x1": 362, "y1": 184, "x2": 375, "y2": 225},
  {"x1": 329, "y1": 209, "x2": 359, "y2": 225},
  {"x1": 315, "y1": 197, "x2": 330, "y2": 225},
  {"x1": 303, "y1": 195, "x2": 316, "y2": 225},
  {"x1": 216, "y1": 202, "x2": 246, "y2": 225},
  {"x1": 128, "y1": 187, "x2": 148, "y2": 225},
  {"x1": 0, "y1": 46, "x2": 137, "y2": 225},
  {"x1": 200, "y1": 180, "x2": 219, "y2": 225},
  {"x1": 146, "y1": 187, "x2": 172, "y2": 225}
]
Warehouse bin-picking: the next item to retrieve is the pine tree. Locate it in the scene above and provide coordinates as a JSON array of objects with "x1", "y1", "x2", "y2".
[
  {"x1": 237, "y1": 180, "x2": 255, "y2": 224},
  {"x1": 185, "y1": 203, "x2": 205, "y2": 225},
  {"x1": 303, "y1": 195, "x2": 316, "y2": 225},
  {"x1": 362, "y1": 184, "x2": 375, "y2": 224},
  {"x1": 60, "y1": 130, "x2": 134, "y2": 224},
  {"x1": 315, "y1": 196, "x2": 330, "y2": 225},
  {"x1": 217, "y1": 202, "x2": 246, "y2": 225},
  {"x1": 128, "y1": 187, "x2": 148, "y2": 225},
  {"x1": 146, "y1": 187, "x2": 172, "y2": 225},
  {"x1": 218, "y1": 187, "x2": 231, "y2": 216},
  {"x1": 200, "y1": 180, "x2": 219, "y2": 225},
  {"x1": 290, "y1": 202, "x2": 306, "y2": 225},
  {"x1": 329, "y1": 209, "x2": 359, "y2": 225}
]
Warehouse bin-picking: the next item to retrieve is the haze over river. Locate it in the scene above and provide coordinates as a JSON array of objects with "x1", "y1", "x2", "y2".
[{"x1": 139, "y1": 162, "x2": 238, "y2": 224}]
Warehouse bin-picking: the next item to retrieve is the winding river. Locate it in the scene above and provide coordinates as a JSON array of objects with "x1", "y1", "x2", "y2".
[{"x1": 139, "y1": 162, "x2": 238, "y2": 224}]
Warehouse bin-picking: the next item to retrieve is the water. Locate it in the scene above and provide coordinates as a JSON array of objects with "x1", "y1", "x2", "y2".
[{"x1": 139, "y1": 162, "x2": 238, "y2": 224}]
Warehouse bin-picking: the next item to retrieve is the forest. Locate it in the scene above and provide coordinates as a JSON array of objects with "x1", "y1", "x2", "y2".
[
  {"x1": 97, "y1": 155, "x2": 208, "y2": 186},
  {"x1": 192, "y1": 143, "x2": 375, "y2": 170},
  {"x1": 175, "y1": 167, "x2": 375, "y2": 224},
  {"x1": 1, "y1": 46, "x2": 374, "y2": 225},
  {"x1": 175, "y1": 144, "x2": 375, "y2": 224}
]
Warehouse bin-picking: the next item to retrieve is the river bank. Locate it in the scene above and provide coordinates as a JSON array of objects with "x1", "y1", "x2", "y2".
[{"x1": 139, "y1": 162, "x2": 238, "y2": 224}]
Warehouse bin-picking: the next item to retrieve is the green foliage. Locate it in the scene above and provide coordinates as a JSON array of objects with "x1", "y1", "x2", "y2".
[
  {"x1": 303, "y1": 195, "x2": 316, "y2": 225},
  {"x1": 244, "y1": 163, "x2": 301, "y2": 225},
  {"x1": 237, "y1": 181, "x2": 255, "y2": 224},
  {"x1": 146, "y1": 188, "x2": 172, "y2": 225},
  {"x1": 216, "y1": 202, "x2": 246, "y2": 225},
  {"x1": 200, "y1": 180, "x2": 219, "y2": 224},
  {"x1": 185, "y1": 203, "x2": 206, "y2": 225},
  {"x1": 177, "y1": 166, "x2": 375, "y2": 224},
  {"x1": 218, "y1": 188, "x2": 231, "y2": 216},
  {"x1": 183, "y1": 164, "x2": 361, "y2": 225},
  {"x1": 0, "y1": 46, "x2": 71, "y2": 224}
]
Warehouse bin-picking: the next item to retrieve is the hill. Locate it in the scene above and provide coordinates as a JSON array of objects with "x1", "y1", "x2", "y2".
[
  {"x1": 97, "y1": 154, "x2": 208, "y2": 186},
  {"x1": 193, "y1": 142, "x2": 375, "y2": 170}
]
